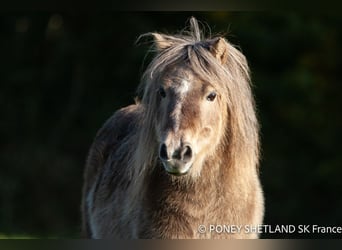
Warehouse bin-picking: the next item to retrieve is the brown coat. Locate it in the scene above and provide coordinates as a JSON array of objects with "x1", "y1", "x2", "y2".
[{"x1": 81, "y1": 17, "x2": 264, "y2": 239}]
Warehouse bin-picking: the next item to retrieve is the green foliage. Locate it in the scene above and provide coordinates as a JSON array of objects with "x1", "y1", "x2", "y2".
[{"x1": 0, "y1": 12, "x2": 341, "y2": 238}]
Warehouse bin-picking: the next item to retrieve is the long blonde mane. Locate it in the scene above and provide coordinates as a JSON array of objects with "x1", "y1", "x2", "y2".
[{"x1": 133, "y1": 17, "x2": 259, "y2": 180}]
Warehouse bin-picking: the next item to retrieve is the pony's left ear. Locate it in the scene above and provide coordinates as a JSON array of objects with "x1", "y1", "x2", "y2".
[
  {"x1": 208, "y1": 37, "x2": 229, "y2": 64},
  {"x1": 151, "y1": 33, "x2": 176, "y2": 51}
]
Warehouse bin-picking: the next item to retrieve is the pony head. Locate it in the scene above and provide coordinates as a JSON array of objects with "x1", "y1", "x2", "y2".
[{"x1": 138, "y1": 17, "x2": 257, "y2": 178}]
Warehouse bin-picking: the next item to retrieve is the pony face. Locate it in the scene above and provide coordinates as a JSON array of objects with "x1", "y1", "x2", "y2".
[
  {"x1": 154, "y1": 65, "x2": 226, "y2": 176},
  {"x1": 139, "y1": 29, "x2": 253, "y2": 178}
]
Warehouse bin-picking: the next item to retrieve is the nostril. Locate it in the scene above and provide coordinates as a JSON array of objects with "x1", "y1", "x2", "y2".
[
  {"x1": 159, "y1": 143, "x2": 169, "y2": 161},
  {"x1": 181, "y1": 145, "x2": 192, "y2": 163}
]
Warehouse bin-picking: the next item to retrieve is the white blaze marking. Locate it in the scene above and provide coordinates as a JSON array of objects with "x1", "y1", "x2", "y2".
[
  {"x1": 172, "y1": 79, "x2": 191, "y2": 132},
  {"x1": 177, "y1": 79, "x2": 190, "y2": 95}
]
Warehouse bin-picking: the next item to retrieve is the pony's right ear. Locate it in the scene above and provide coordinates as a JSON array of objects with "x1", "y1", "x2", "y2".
[
  {"x1": 208, "y1": 37, "x2": 229, "y2": 65},
  {"x1": 151, "y1": 33, "x2": 176, "y2": 51}
]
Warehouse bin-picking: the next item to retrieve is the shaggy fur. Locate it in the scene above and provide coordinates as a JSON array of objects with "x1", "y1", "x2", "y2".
[{"x1": 81, "y1": 17, "x2": 264, "y2": 239}]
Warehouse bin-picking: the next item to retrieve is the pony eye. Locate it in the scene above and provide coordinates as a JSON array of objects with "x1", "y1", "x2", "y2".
[
  {"x1": 206, "y1": 91, "x2": 217, "y2": 102},
  {"x1": 158, "y1": 87, "x2": 166, "y2": 98}
]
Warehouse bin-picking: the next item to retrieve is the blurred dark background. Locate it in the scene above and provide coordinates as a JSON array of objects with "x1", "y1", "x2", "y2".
[{"x1": 0, "y1": 12, "x2": 341, "y2": 238}]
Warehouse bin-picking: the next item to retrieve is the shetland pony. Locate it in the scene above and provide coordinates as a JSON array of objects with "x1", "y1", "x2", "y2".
[{"x1": 81, "y1": 17, "x2": 264, "y2": 239}]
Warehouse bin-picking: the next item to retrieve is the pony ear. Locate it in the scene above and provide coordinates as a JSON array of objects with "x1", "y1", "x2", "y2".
[
  {"x1": 208, "y1": 37, "x2": 229, "y2": 64},
  {"x1": 151, "y1": 33, "x2": 176, "y2": 50}
]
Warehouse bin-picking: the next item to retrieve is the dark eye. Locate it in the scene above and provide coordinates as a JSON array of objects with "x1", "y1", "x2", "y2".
[
  {"x1": 158, "y1": 87, "x2": 166, "y2": 98},
  {"x1": 206, "y1": 91, "x2": 217, "y2": 102}
]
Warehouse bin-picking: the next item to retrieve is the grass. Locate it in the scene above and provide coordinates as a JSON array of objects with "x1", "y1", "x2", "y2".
[
  {"x1": 0, "y1": 234, "x2": 38, "y2": 239},
  {"x1": 0, "y1": 234, "x2": 63, "y2": 239},
  {"x1": 0, "y1": 230, "x2": 80, "y2": 239}
]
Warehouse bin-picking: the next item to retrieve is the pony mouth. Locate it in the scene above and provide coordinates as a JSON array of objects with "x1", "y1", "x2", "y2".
[{"x1": 161, "y1": 161, "x2": 192, "y2": 176}]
